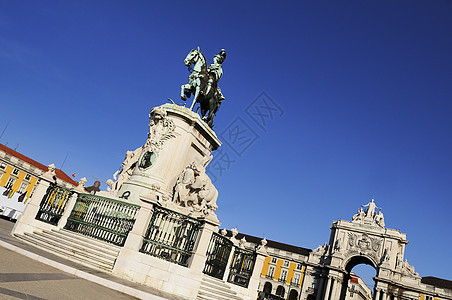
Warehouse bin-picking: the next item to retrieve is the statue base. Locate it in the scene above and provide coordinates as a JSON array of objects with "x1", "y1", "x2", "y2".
[{"x1": 115, "y1": 103, "x2": 221, "y2": 221}]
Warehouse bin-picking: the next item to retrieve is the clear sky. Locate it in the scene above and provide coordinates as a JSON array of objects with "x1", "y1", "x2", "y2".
[{"x1": 1, "y1": 0, "x2": 451, "y2": 285}]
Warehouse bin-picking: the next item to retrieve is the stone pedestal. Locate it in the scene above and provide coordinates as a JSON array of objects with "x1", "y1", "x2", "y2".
[
  {"x1": 117, "y1": 104, "x2": 221, "y2": 205},
  {"x1": 111, "y1": 104, "x2": 224, "y2": 299}
]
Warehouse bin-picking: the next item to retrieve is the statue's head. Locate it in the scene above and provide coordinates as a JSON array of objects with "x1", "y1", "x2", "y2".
[{"x1": 214, "y1": 49, "x2": 226, "y2": 64}]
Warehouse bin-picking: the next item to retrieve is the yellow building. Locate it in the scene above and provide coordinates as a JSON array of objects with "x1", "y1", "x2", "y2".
[{"x1": 0, "y1": 144, "x2": 77, "y2": 219}]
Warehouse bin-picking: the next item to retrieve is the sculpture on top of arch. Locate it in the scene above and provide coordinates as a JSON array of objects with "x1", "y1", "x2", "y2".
[{"x1": 352, "y1": 198, "x2": 385, "y2": 227}]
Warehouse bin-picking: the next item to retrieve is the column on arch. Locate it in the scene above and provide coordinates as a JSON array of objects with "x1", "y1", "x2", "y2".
[{"x1": 315, "y1": 275, "x2": 325, "y2": 300}]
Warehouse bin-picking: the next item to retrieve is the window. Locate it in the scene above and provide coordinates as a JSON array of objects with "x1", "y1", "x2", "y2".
[
  {"x1": 0, "y1": 163, "x2": 6, "y2": 170},
  {"x1": 283, "y1": 260, "x2": 290, "y2": 267},
  {"x1": 267, "y1": 266, "x2": 275, "y2": 278},
  {"x1": 426, "y1": 296, "x2": 433, "y2": 300},
  {"x1": 311, "y1": 278, "x2": 318, "y2": 289},
  {"x1": 25, "y1": 174, "x2": 31, "y2": 180},
  {"x1": 12, "y1": 168, "x2": 19, "y2": 175},
  {"x1": 271, "y1": 257, "x2": 277, "y2": 264},
  {"x1": 280, "y1": 269, "x2": 288, "y2": 282},
  {"x1": 18, "y1": 182, "x2": 28, "y2": 194},
  {"x1": 296, "y1": 263, "x2": 303, "y2": 270},
  {"x1": 5, "y1": 177, "x2": 16, "y2": 189},
  {"x1": 293, "y1": 273, "x2": 301, "y2": 285}
]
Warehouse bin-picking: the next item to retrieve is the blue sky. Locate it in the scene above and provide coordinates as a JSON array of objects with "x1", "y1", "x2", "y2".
[{"x1": 1, "y1": 0, "x2": 451, "y2": 285}]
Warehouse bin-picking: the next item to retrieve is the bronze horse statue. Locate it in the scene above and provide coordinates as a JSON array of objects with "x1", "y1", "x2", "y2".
[{"x1": 180, "y1": 48, "x2": 226, "y2": 127}]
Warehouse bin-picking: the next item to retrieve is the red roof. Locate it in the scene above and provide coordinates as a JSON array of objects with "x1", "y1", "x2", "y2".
[
  {"x1": 0, "y1": 144, "x2": 77, "y2": 186},
  {"x1": 350, "y1": 277, "x2": 359, "y2": 284}
]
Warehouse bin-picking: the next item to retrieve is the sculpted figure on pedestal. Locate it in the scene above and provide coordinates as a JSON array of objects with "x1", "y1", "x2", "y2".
[
  {"x1": 352, "y1": 207, "x2": 365, "y2": 222},
  {"x1": 352, "y1": 199, "x2": 385, "y2": 227},
  {"x1": 401, "y1": 259, "x2": 420, "y2": 277},
  {"x1": 375, "y1": 211, "x2": 385, "y2": 227},
  {"x1": 172, "y1": 156, "x2": 218, "y2": 215},
  {"x1": 362, "y1": 199, "x2": 381, "y2": 219}
]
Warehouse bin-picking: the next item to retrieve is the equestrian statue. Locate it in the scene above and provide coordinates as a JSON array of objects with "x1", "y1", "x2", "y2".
[{"x1": 180, "y1": 47, "x2": 226, "y2": 127}]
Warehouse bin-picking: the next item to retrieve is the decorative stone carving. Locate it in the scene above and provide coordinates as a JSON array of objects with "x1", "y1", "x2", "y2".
[
  {"x1": 256, "y1": 238, "x2": 268, "y2": 254},
  {"x1": 220, "y1": 228, "x2": 227, "y2": 236},
  {"x1": 315, "y1": 242, "x2": 329, "y2": 255},
  {"x1": 401, "y1": 259, "x2": 420, "y2": 278},
  {"x1": 78, "y1": 177, "x2": 87, "y2": 187},
  {"x1": 75, "y1": 177, "x2": 87, "y2": 192},
  {"x1": 172, "y1": 156, "x2": 218, "y2": 216},
  {"x1": 348, "y1": 233, "x2": 357, "y2": 249},
  {"x1": 375, "y1": 211, "x2": 385, "y2": 227},
  {"x1": 352, "y1": 207, "x2": 365, "y2": 221},
  {"x1": 47, "y1": 163, "x2": 56, "y2": 174},
  {"x1": 112, "y1": 148, "x2": 142, "y2": 193},
  {"x1": 144, "y1": 106, "x2": 175, "y2": 153},
  {"x1": 231, "y1": 228, "x2": 238, "y2": 238},
  {"x1": 334, "y1": 238, "x2": 342, "y2": 252},
  {"x1": 347, "y1": 233, "x2": 381, "y2": 254},
  {"x1": 239, "y1": 237, "x2": 247, "y2": 249},
  {"x1": 362, "y1": 199, "x2": 381, "y2": 219},
  {"x1": 381, "y1": 248, "x2": 390, "y2": 264}
]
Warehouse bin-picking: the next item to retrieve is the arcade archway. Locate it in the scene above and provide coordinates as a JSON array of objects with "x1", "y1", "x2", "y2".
[{"x1": 339, "y1": 255, "x2": 377, "y2": 300}]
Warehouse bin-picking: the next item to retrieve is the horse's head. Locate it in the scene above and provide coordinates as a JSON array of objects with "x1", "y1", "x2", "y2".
[{"x1": 184, "y1": 48, "x2": 200, "y2": 67}]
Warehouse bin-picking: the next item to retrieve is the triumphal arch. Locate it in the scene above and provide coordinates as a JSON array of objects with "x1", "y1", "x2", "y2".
[{"x1": 302, "y1": 199, "x2": 435, "y2": 300}]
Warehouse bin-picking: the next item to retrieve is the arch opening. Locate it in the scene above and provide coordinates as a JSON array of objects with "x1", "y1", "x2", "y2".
[
  {"x1": 263, "y1": 281, "x2": 272, "y2": 294},
  {"x1": 340, "y1": 255, "x2": 377, "y2": 300},
  {"x1": 275, "y1": 285, "x2": 285, "y2": 297},
  {"x1": 288, "y1": 289, "x2": 298, "y2": 300}
]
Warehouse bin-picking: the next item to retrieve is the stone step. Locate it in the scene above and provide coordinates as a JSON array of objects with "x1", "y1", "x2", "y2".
[
  {"x1": 15, "y1": 233, "x2": 115, "y2": 271},
  {"x1": 197, "y1": 275, "x2": 243, "y2": 300},
  {"x1": 21, "y1": 232, "x2": 115, "y2": 268},
  {"x1": 200, "y1": 279, "x2": 237, "y2": 294},
  {"x1": 197, "y1": 289, "x2": 242, "y2": 300},
  {"x1": 27, "y1": 231, "x2": 116, "y2": 263},
  {"x1": 42, "y1": 230, "x2": 119, "y2": 257},
  {"x1": 58, "y1": 229, "x2": 122, "y2": 252},
  {"x1": 202, "y1": 274, "x2": 226, "y2": 283}
]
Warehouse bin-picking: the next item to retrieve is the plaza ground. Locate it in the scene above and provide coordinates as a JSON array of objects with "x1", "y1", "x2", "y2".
[{"x1": 0, "y1": 217, "x2": 182, "y2": 300}]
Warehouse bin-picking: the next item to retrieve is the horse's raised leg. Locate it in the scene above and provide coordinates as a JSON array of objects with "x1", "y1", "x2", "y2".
[{"x1": 181, "y1": 84, "x2": 188, "y2": 100}]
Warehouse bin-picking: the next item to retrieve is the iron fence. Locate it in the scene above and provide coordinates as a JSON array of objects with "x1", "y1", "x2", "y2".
[
  {"x1": 64, "y1": 193, "x2": 140, "y2": 246},
  {"x1": 227, "y1": 247, "x2": 256, "y2": 288},
  {"x1": 140, "y1": 206, "x2": 202, "y2": 267},
  {"x1": 203, "y1": 232, "x2": 233, "y2": 279},
  {"x1": 36, "y1": 185, "x2": 72, "y2": 225}
]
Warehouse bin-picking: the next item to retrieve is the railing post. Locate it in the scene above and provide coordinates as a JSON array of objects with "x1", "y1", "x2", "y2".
[
  {"x1": 56, "y1": 178, "x2": 86, "y2": 229},
  {"x1": 121, "y1": 202, "x2": 152, "y2": 251},
  {"x1": 223, "y1": 245, "x2": 236, "y2": 281},
  {"x1": 244, "y1": 245, "x2": 266, "y2": 297},
  {"x1": 189, "y1": 221, "x2": 217, "y2": 273},
  {"x1": 11, "y1": 165, "x2": 55, "y2": 235},
  {"x1": 57, "y1": 191, "x2": 78, "y2": 229}
]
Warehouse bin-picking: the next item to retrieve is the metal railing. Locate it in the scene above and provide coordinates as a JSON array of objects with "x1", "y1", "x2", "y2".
[
  {"x1": 227, "y1": 247, "x2": 256, "y2": 288},
  {"x1": 36, "y1": 185, "x2": 72, "y2": 225},
  {"x1": 140, "y1": 206, "x2": 202, "y2": 267},
  {"x1": 64, "y1": 193, "x2": 140, "y2": 246},
  {"x1": 203, "y1": 232, "x2": 233, "y2": 279}
]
